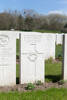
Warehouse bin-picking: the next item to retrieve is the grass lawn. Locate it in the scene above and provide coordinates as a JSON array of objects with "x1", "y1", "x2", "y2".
[
  {"x1": 16, "y1": 39, "x2": 20, "y2": 57},
  {"x1": 16, "y1": 60, "x2": 62, "y2": 83},
  {"x1": 0, "y1": 88, "x2": 67, "y2": 100},
  {"x1": 45, "y1": 44, "x2": 62, "y2": 82},
  {"x1": 45, "y1": 59, "x2": 62, "y2": 82},
  {"x1": 33, "y1": 30, "x2": 61, "y2": 33},
  {"x1": 16, "y1": 64, "x2": 19, "y2": 84},
  {"x1": 55, "y1": 44, "x2": 63, "y2": 59}
]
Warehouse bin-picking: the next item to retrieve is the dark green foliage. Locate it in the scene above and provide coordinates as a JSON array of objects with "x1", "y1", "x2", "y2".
[
  {"x1": 36, "y1": 80, "x2": 43, "y2": 86},
  {"x1": 16, "y1": 14, "x2": 24, "y2": 30},
  {"x1": 58, "y1": 80, "x2": 65, "y2": 85},
  {"x1": 16, "y1": 55, "x2": 19, "y2": 59},
  {"x1": 64, "y1": 24, "x2": 67, "y2": 28},
  {"x1": 57, "y1": 53, "x2": 62, "y2": 61},
  {"x1": 55, "y1": 44, "x2": 63, "y2": 61},
  {"x1": 24, "y1": 16, "x2": 35, "y2": 31},
  {"x1": 25, "y1": 83, "x2": 35, "y2": 90},
  {"x1": 16, "y1": 39, "x2": 19, "y2": 57},
  {"x1": 0, "y1": 10, "x2": 67, "y2": 32}
]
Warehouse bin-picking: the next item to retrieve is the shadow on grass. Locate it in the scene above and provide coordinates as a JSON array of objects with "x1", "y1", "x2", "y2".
[
  {"x1": 16, "y1": 76, "x2": 62, "y2": 84},
  {"x1": 16, "y1": 77, "x2": 19, "y2": 84},
  {"x1": 45, "y1": 75, "x2": 62, "y2": 83}
]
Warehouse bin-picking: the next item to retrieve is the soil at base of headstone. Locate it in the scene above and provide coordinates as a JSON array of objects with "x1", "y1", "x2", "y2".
[
  {"x1": 14, "y1": 59, "x2": 63, "y2": 92},
  {"x1": 0, "y1": 82, "x2": 67, "y2": 92}
]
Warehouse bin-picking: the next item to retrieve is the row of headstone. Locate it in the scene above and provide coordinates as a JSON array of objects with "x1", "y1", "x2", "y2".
[
  {"x1": 0, "y1": 31, "x2": 66, "y2": 86},
  {"x1": 3, "y1": 31, "x2": 63, "y2": 45},
  {"x1": 15, "y1": 31, "x2": 64, "y2": 45},
  {"x1": 0, "y1": 31, "x2": 56, "y2": 86},
  {"x1": 56, "y1": 33, "x2": 64, "y2": 45}
]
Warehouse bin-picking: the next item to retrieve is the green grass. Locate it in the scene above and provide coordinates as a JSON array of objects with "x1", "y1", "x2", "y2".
[
  {"x1": 16, "y1": 64, "x2": 19, "y2": 79},
  {"x1": 16, "y1": 64, "x2": 19, "y2": 84},
  {"x1": 16, "y1": 39, "x2": 20, "y2": 57},
  {"x1": 45, "y1": 44, "x2": 62, "y2": 82},
  {"x1": 0, "y1": 88, "x2": 67, "y2": 100},
  {"x1": 55, "y1": 44, "x2": 63, "y2": 59},
  {"x1": 33, "y1": 30, "x2": 61, "y2": 33},
  {"x1": 16, "y1": 39, "x2": 20, "y2": 84},
  {"x1": 16, "y1": 59, "x2": 62, "y2": 83},
  {"x1": 45, "y1": 59, "x2": 62, "y2": 82}
]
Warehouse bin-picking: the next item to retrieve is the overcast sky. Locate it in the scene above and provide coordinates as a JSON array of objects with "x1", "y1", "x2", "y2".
[{"x1": 0, "y1": 0, "x2": 67, "y2": 15}]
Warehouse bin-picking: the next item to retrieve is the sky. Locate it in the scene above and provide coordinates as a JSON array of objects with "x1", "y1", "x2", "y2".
[{"x1": 0, "y1": 0, "x2": 67, "y2": 15}]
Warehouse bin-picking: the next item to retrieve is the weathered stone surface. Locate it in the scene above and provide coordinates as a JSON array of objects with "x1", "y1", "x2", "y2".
[
  {"x1": 56, "y1": 33, "x2": 64, "y2": 45},
  {"x1": 0, "y1": 31, "x2": 16, "y2": 86},
  {"x1": 20, "y1": 32, "x2": 55, "y2": 84},
  {"x1": 62, "y1": 34, "x2": 67, "y2": 80}
]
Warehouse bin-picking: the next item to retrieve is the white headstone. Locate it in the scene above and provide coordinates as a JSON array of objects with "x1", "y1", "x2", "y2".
[
  {"x1": 62, "y1": 34, "x2": 67, "y2": 80},
  {"x1": 20, "y1": 32, "x2": 56, "y2": 84},
  {"x1": 15, "y1": 31, "x2": 20, "y2": 39},
  {"x1": 0, "y1": 31, "x2": 16, "y2": 86},
  {"x1": 56, "y1": 33, "x2": 64, "y2": 45},
  {"x1": 43, "y1": 33, "x2": 56, "y2": 59},
  {"x1": 20, "y1": 32, "x2": 45, "y2": 84}
]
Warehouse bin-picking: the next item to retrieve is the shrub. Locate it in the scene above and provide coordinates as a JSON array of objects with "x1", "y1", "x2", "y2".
[
  {"x1": 57, "y1": 53, "x2": 62, "y2": 61},
  {"x1": 36, "y1": 80, "x2": 43, "y2": 86},
  {"x1": 25, "y1": 83, "x2": 35, "y2": 90},
  {"x1": 58, "y1": 80, "x2": 66, "y2": 85},
  {"x1": 56, "y1": 45, "x2": 63, "y2": 61},
  {"x1": 46, "y1": 57, "x2": 53, "y2": 63},
  {"x1": 16, "y1": 55, "x2": 19, "y2": 59}
]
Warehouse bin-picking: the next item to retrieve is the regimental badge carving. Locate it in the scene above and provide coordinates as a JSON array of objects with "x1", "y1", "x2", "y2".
[
  {"x1": 0, "y1": 35, "x2": 9, "y2": 47},
  {"x1": 28, "y1": 53, "x2": 37, "y2": 62}
]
